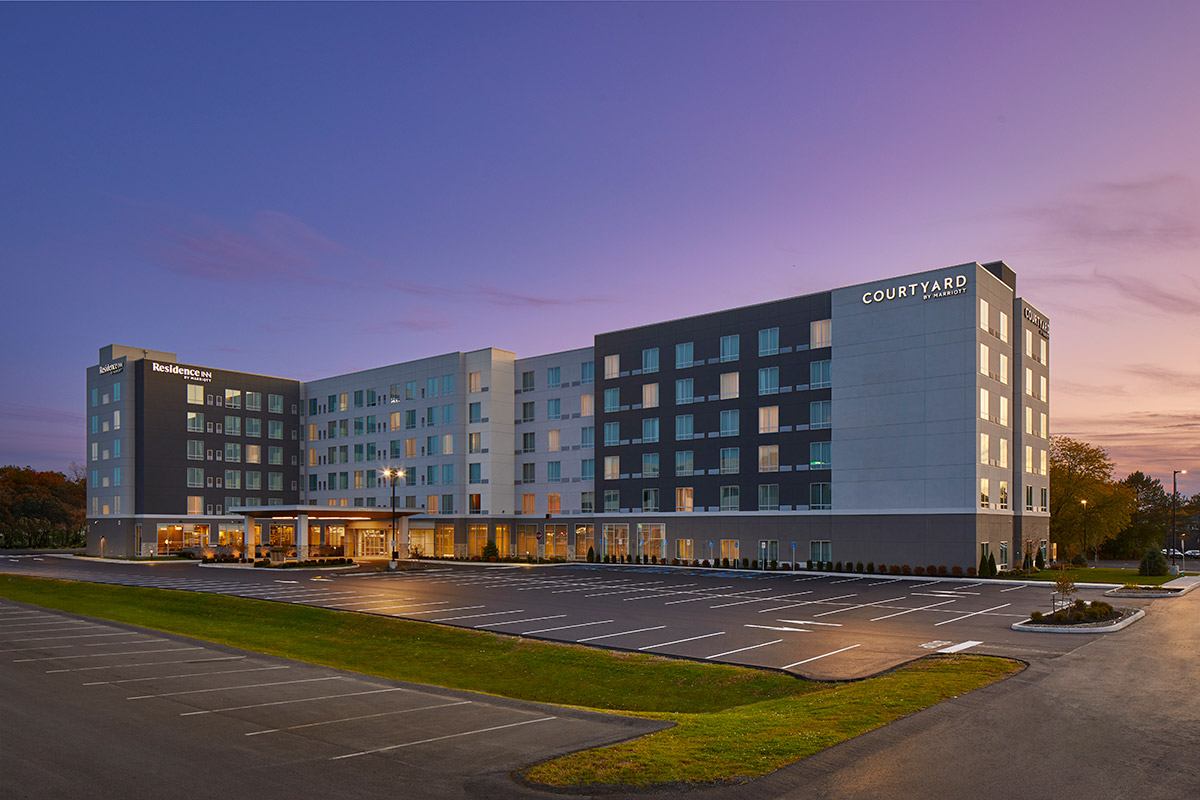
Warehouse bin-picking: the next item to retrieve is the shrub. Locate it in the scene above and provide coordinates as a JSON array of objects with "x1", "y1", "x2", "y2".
[
  {"x1": 951, "y1": 565, "x2": 963, "y2": 577},
  {"x1": 987, "y1": 552, "x2": 997, "y2": 577},
  {"x1": 926, "y1": 564, "x2": 937, "y2": 576},
  {"x1": 979, "y1": 553, "x2": 990, "y2": 577},
  {"x1": 889, "y1": 565, "x2": 901, "y2": 575},
  {"x1": 742, "y1": 557, "x2": 750, "y2": 569},
  {"x1": 806, "y1": 560, "x2": 814, "y2": 570},
  {"x1": 586, "y1": 546, "x2": 595, "y2": 563},
  {"x1": 835, "y1": 561, "x2": 843, "y2": 572},
  {"x1": 722, "y1": 557, "x2": 729, "y2": 568},
  {"x1": 855, "y1": 561, "x2": 864, "y2": 573},
  {"x1": 913, "y1": 566, "x2": 925, "y2": 576},
  {"x1": 866, "y1": 561, "x2": 875, "y2": 574},
  {"x1": 1139, "y1": 547, "x2": 1168, "y2": 576},
  {"x1": 901, "y1": 564, "x2": 912, "y2": 575},
  {"x1": 1070, "y1": 553, "x2": 1087, "y2": 567},
  {"x1": 967, "y1": 567, "x2": 977, "y2": 577},
  {"x1": 1035, "y1": 549, "x2": 1046, "y2": 571},
  {"x1": 877, "y1": 563, "x2": 886, "y2": 574},
  {"x1": 1051, "y1": 610, "x2": 1068, "y2": 623},
  {"x1": 937, "y1": 565, "x2": 947, "y2": 576},
  {"x1": 751, "y1": 560, "x2": 759, "y2": 569},
  {"x1": 481, "y1": 540, "x2": 499, "y2": 561},
  {"x1": 770, "y1": 559, "x2": 778, "y2": 570},
  {"x1": 1029, "y1": 611, "x2": 1044, "y2": 622}
]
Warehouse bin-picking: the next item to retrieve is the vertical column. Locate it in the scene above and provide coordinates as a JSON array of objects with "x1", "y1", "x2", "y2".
[
  {"x1": 297, "y1": 513, "x2": 309, "y2": 561},
  {"x1": 242, "y1": 515, "x2": 254, "y2": 562},
  {"x1": 400, "y1": 515, "x2": 409, "y2": 560}
]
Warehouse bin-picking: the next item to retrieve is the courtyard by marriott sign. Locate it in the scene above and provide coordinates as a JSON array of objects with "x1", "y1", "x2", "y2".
[{"x1": 862, "y1": 274, "x2": 968, "y2": 305}]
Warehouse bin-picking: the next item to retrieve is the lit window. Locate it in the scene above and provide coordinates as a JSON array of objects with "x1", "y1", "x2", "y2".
[
  {"x1": 980, "y1": 298, "x2": 990, "y2": 331},
  {"x1": 604, "y1": 456, "x2": 620, "y2": 480},
  {"x1": 980, "y1": 478, "x2": 990, "y2": 509},
  {"x1": 547, "y1": 493, "x2": 562, "y2": 515},
  {"x1": 809, "y1": 441, "x2": 831, "y2": 468},
  {"x1": 468, "y1": 432, "x2": 481, "y2": 453},
  {"x1": 1000, "y1": 354, "x2": 1008, "y2": 385},
  {"x1": 468, "y1": 372, "x2": 482, "y2": 393},
  {"x1": 187, "y1": 385, "x2": 204, "y2": 405},
  {"x1": 981, "y1": 433, "x2": 990, "y2": 464},
  {"x1": 642, "y1": 383, "x2": 659, "y2": 408},
  {"x1": 547, "y1": 429, "x2": 560, "y2": 451},
  {"x1": 758, "y1": 445, "x2": 778, "y2": 473},
  {"x1": 604, "y1": 355, "x2": 620, "y2": 380},
  {"x1": 720, "y1": 372, "x2": 739, "y2": 399},
  {"x1": 675, "y1": 487, "x2": 693, "y2": 512},
  {"x1": 810, "y1": 319, "x2": 831, "y2": 348},
  {"x1": 980, "y1": 343, "x2": 989, "y2": 376},
  {"x1": 759, "y1": 406, "x2": 779, "y2": 434},
  {"x1": 581, "y1": 394, "x2": 594, "y2": 416},
  {"x1": 980, "y1": 388, "x2": 989, "y2": 421}
]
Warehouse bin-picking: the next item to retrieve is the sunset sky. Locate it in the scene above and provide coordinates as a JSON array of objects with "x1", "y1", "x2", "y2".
[{"x1": 2, "y1": 2, "x2": 1197, "y2": 494}]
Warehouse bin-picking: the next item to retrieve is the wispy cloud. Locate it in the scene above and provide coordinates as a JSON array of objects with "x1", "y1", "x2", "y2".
[
  {"x1": 0, "y1": 403, "x2": 84, "y2": 425},
  {"x1": 1127, "y1": 365, "x2": 1200, "y2": 392}
]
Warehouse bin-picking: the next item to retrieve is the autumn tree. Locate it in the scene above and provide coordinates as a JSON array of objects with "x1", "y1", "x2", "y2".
[
  {"x1": 1106, "y1": 471, "x2": 1171, "y2": 558},
  {"x1": 1048, "y1": 436, "x2": 1134, "y2": 563},
  {"x1": 0, "y1": 465, "x2": 86, "y2": 549}
]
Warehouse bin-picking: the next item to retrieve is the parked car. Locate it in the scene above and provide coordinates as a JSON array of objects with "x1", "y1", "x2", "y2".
[
  {"x1": 1185, "y1": 550, "x2": 1200, "y2": 559},
  {"x1": 1163, "y1": 548, "x2": 1185, "y2": 558}
]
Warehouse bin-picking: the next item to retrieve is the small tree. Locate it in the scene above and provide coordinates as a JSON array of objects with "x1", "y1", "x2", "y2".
[
  {"x1": 481, "y1": 540, "x2": 499, "y2": 561},
  {"x1": 979, "y1": 553, "x2": 990, "y2": 577},
  {"x1": 1035, "y1": 548, "x2": 1046, "y2": 571},
  {"x1": 586, "y1": 546, "x2": 595, "y2": 563},
  {"x1": 987, "y1": 552, "x2": 997, "y2": 576},
  {"x1": 1139, "y1": 546, "x2": 1168, "y2": 577},
  {"x1": 1052, "y1": 565, "x2": 1076, "y2": 612}
]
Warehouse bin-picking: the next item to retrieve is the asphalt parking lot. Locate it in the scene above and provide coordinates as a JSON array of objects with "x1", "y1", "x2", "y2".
[
  {"x1": 0, "y1": 555, "x2": 1125, "y2": 678},
  {"x1": 0, "y1": 597, "x2": 664, "y2": 800}
]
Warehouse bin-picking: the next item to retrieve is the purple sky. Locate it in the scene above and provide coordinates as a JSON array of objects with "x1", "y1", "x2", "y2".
[{"x1": 2, "y1": 2, "x2": 1197, "y2": 494}]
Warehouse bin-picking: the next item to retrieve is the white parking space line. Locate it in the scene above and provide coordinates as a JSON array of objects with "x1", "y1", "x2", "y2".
[
  {"x1": 909, "y1": 581, "x2": 941, "y2": 589},
  {"x1": 867, "y1": 579, "x2": 900, "y2": 586},
  {"x1": 0, "y1": 644, "x2": 74, "y2": 653},
  {"x1": 479, "y1": 614, "x2": 566, "y2": 628},
  {"x1": 523, "y1": 619, "x2": 614, "y2": 635},
  {"x1": 870, "y1": 599, "x2": 957, "y2": 621},
  {"x1": 829, "y1": 577, "x2": 863, "y2": 584},
  {"x1": 934, "y1": 603, "x2": 1011, "y2": 626},
  {"x1": 707, "y1": 639, "x2": 782, "y2": 659},
  {"x1": 128, "y1": 676, "x2": 342, "y2": 700},
  {"x1": 775, "y1": 619, "x2": 843, "y2": 627},
  {"x1": 912, "y1": 592, "x2": 976, "y2": 598},
  {"x1": 782, "y1": 644, "x2": 861, "y2": 670},
  {"x1": 576, "y1": 625, "x2": 666, "y2": 642},
  {"x1": 1000, "y1": 584, "x2": 1029, "y2": 592},
  {"x1": 15, "y1": 646, "x2": 205, "y2": 663},
  {"x1": 0, "y1": 619, "x2": 90, "y2": 629},
  {"x1": 321, "y1": 598, "x2": 417, "y2": 607},
  {"x1": 812, "y1": 596, "x2": 908, "y2": 618},
  {"x1": 330, "y1": 716, "x2": 556, "y2": 760},
  {"x1": 746, "y1": 624, "x2": 809, "y2": 632},
  {"x1": 84, "y1": 665, "x2": 288, "y2": 686},
  {"x1": 638, "y1": 631, "x2": 725, "y2": 651},
  {"x1": 47, "y1": 656, "x2": 245, "y2": 673},
  {"x1": 957, "y1": 583, "x2": 984, "y2": 589},
  {"x1": 400, "y1": 605, "x2": 485, "y2": 616},
  {"x1": 4, "y1": 631, "x2": 147, "y2": 643},
  {"x1": 758, "y1": 592, "x2": 859, "y2": 614},
  {"x1": 369, "y1": 601, "x2": 449, "y2": 609},
  {"x1": 710, "y1": 590, "x2": 813, "y2": 609},
  {"x1": 181, "y1": 686, "x2": 407, "y2": 716},
  {"x1": 938, "y1": 640, "x2": 983, "y2": 653},
  {"x1": 246, "y1": 700, "x2": 472, "y2": 736},
  {"x1": 432, "y1": 610, "x2": 525, "y2": 622}
]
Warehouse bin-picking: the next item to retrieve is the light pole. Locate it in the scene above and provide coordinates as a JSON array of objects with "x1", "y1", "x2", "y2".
[
  {"x1": 382, "y1": 468, "x2": 404, "y2": 560},
  {"x1": 1172, "y1": 469, "x2": 1187, "y2": 568},
  {"x1": 1080, "y1": 499, "x2": 1089, "y2": 567}
]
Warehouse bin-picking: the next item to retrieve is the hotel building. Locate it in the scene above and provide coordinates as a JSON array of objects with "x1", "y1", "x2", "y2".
[{"x1": 86, "y1": 261, "x2": 1050, "y2": 571}]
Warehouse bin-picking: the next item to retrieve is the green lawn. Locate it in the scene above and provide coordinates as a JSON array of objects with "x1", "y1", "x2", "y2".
[
  {"x1": 0, "y1": 574, "x2": 1022, "y2": 787},
  {"x1": 1018, "y1": 567, "x2": 1183, "y2": 585}
]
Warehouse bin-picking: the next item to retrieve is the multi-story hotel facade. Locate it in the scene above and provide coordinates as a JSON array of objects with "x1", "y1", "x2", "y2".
[{"x1": 86, "y1": 261, "x2": 1050, "y2": 571}]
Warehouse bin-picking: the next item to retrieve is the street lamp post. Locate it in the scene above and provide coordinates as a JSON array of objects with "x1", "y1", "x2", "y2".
[
  {"x1": 382, "y1": 468, "x2": 404, "y2": 560},
  {"x1": 1172, "y1": 469, "x2": 1187, "y2": 569},
  {"x1": 1080, "y1": 499, "x2": 1089, "y2": 567}
]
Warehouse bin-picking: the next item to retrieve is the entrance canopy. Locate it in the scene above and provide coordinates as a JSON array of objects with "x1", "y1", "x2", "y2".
[
  {"x1": 228, "y1": 504, "x2": 423, "y2": 560},
  {"x1": 227, "y1": 504, "x2": 421, "y2": 524}
]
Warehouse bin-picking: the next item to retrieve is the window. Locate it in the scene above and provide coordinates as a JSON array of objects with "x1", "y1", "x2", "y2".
[
  {"x1": 468, "y1": 372, "x2": 482, "y2": 393},
  {"x1": 675, "y1": 414, "x2": 694, "y2": 440},
  {"x1": 675, "y1": 450, "x2": 693, "y2": 477},
  {"x1": 642, "y1": 417, "x2": 659, "y2": 443},
  {"x1": 187, "y1": 496, "x2": 203, "y2": 515},
  {"x1": 187, "y1": 412, "x2": 204, "y2": 432},
  {"x1": 640, "y1": 348, "x2": 659, "y2": 375},
  {"x1": 720, "y1": 409, "x2": 739, "y2": 436},
  {"x1": 245, "y1": 392, "x2": 262, "y2": 411},
  {"x1": 467, "y1": 463, "x2": 482, "y2": 485},
  {"x1": 469, "y1": 402, "x2": 482, "y2": 423},
  {"x1": 980, "y1": 388, "x2": 989, "y2": 421},
  {"x1": 675, "y1": 342, "x2": 694, "y2": 369},
  {"x1": 428, "y1": 465, "x2": 440, "y2": 486},
  {"x1": 187, "y1": 440, "x2": 204, "y2": 460},
  {"x1": 1040, "y1": 487, "x2": 1048, "y2": 513},
  {"x1": 581, "y1": 426, "x2": 594, "y2": 448},
  {"x1": 1040, "y1": 375, "x2": 1048, "y2": 402},
  {"x1": 720, "y1": 447, "x2": 739, "y2": 474},
  {"x1": 810, "y1": 441, "x2": 831, "y2": 468},
  {"x1": 427, "y1": 406, "x2": 439, "y2": 427},
  {"x1": 642, "y1": 452, "x2": 659, "y2": 478},
  {"x1": 720, "y1": 372, "x2": 739, "y2": 399},
  {"x1": 547, "y1": 398, "x2": 561, "y2": 420},
  {"x1": 1000, "y1": 311, "x2": 1009, "y2": 343},
  {"x1": 246, "y1": 445, "x2": 261, "y2": 463},
  {"x1": 468, "y1": 432, "x2": 481, "y2": 453},
  {"x1": 999, "y1": 353, "x2": 1009, "y2": 385},
  {"x1": 544, "y1": 366, "x2": 561, "y2": 389},
  {"x1": 548, "y1": 461, "x2": 561, "y2": 483},
  {"x1": 759, "y1": 406, "x2": 779, "y2": 434},
  {"x1": 1040, "y1": 412, "x2": 1048, "y2": 438},
  {"x1": 758, "y1": 367, "x2": 779, "y2": 395},
  {"x1": 642, "y1": 488, "x2": 659, "y2": 512},
  {"x1": 810, "y1": 540, "x2": 831, "y2": 564},
  {"x1": 523, "y1": 431, "x2": 536, "y2": 453},
  {"x1": 521, "y1": 401, "x2": 535, "y2": 423},
  {"x1": 604, "y1": 354, "x2": 620, "y2": 379},
  {"x1": 604, "y1": 388, "x2": 620, "y2": 412},
  {"x1": 604, "y1": 456, "x2": 620, "y2": 480},
  {"x1": 404, "y1": 438, "x2": 417, "y2": 458},
  {"x1": 580, "y1": 394, "x2": 594, "y2": 416},
  {"x1": 246, "y1": 418, "x2": 261, "y2": 438},
  {"x1": 675, "y1": 487, "x2": 694, "y2": 512},
  {"x1": 1026, "y1": 485, "x2": 1035, "y2": 512},
  {"x1": 1000, "y1": 395, "x2": 1009, "y2": 426},
  {"x1": 224, "y1": 470, "x2": 241, "y2": 490},
  {"x1": 187, "y1": 468, "x2": 204, "y2": 488},
  {"x1": 980, "y1": 343, "x2": 989, "y2": 376},
  {"x1": 758, "y1": 327, "x2": 779, "y2": 356},
  {"x1": 758, "y1": 444, "x2": 779, "y2": 472},
  {"x1": 809, "y1": 359, "x2": 831, "y2": 389},
  {"x1": 809, "y1": 482, "x2": 831, "y2": 510},
  {"x1": 675, "y1": 378, "x2": 694, "y2": 404},
  {"x1": 810, "y1": 319, "x2": 831, "y2": 348},
  {"x1": 810, "y1": 401, "x2": 831, "y2": 429},
  {"x1": 225, "y1": 416, "x2": 241, "y2": 436},
  {"x1": 719, "y1": 334, "x2": 739, "y2": 362},
  {"x1": 982, "y1": 432, "x2": 992, "y2": 465},
  {"x1": 547, "y1": 429, "x2": 560, "y2": 452},
  {"x1": 581, "y1": 360, "x2": 594, "y2": 384},
  {"x1": 90, "y1": 387, "x2": 98, "y2": 407},
  {"x1": 547, "y1": 493, "x2": 561, "y2": 515},
  {"x1": 187, "y1": 384, "x2": 204, "y2": 404},
  {"x1": 642, "y1": 383, "x2": 659, "y2": 408},
  {"x1": 225, "y1": 443, "x2": 241, "y2": 463},
  {"x1": 1025, "y1": 328, "x2": 1034, "y2": 357},
  {"x1": 758, "y1": 484, "x2": 779, "y2": 511},
  {"x1": 268, "y1": 420, "x2": 283, "y2": 440},
  {"x1": 581, "y1": 458, "x2": 595, "y2": 480},
  {"x1": 999, "y1": 481, "x2": 1009, "y2": 510},
  {"x1": 1040, "y1": 449, "x2": 1048, "y2": 476},
  {"x1": 1025, "y1": 367, "x2": 1034, "y2": 396},
  {"x1": 980, "y1": 298, "x2": 990, "y2": 331},
  {"x1": 720, "y1": 485, "x2": 740, "y2": 511},
  {"x1": 980, "y1": 478, "x2": 990, "y2": 508},
  {"x1": 521, "y1": 371, "x2": 535, "y2": 392},
  {"x1": 604, "y1": 489, "x2": 619, "y2": 512},
  {"x1": 269, "y1": 394, "x2": 283, "y2": 414},
  {"x1": 581, "y1": 492, "x2": 595, "y2": 513}
]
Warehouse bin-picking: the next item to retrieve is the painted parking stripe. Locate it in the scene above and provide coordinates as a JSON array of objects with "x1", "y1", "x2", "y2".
[
  {"x1": 867, "y1": 579, "x2": 900, "y2": 586},
  {"x1": 758, "y1": 592, "x2": 859, "y2": 613},
  {"x1": 247, "y1": 700, "x2": 471, "y2": 736},
  {"x1": 775, "y1": 619, "x2": 843, "y2": 627},
  {"x1": 128, "y1": 676, "x2": 342, "y2": 700},
  {"x1": 707, "y1": 639, "x2": 783, "y2": 659},
  {"x1": 401, "y1": 605, "x2": 486, "y2": 616},
  {"x1": 711, "y1": 590, "x2": 814, "y2": 609},
  {"x1": 812, "y1": 596, "x2": 908, "y2": 617},
  {"x1": 0, "y1": 619, "x2": 90, "y2": 629},
  {"x1": 934, "y1": 603, "x2": 1011, "y2": 626},
  {"x1": 781, "y1": 644, "x2": 861, "y2": 670},
  {"x1": 480, "y1": 614, "x2": 566, "y2": 628},
  {"x1": 432, "y1": 610, "x2": 525, "y2": 622},
  {"x1": 15, "y1": 646, "x2": 204, "y2": 663},
  {"x1": 908, "y1": 581, "x2": 941, "y2": 589},
  {"x1": 331, "y1": 716, "x2": 556, "y2": 760},
  {"x1": 999, "y1": 584, "x2": 1029, "y2": 592},
  {"x1": 829, "y1": 577, "x2": 863, "y2": 584},
  {"x1": 938, "y1": 640, "x2": 983, "y2": 653},
  {"x1": 4, "y1": 631, "x2": 147, "y2": 643},
  {"x1": 522, "y1": 619, "x2": 615, "y2": 635},
  {"x1": 181, "y1": 686, "x2": 407, "y2": 716},
  {"x1": 48, "y1": 656, "x2": 245, "y2": 673},
  {"x1": 0, "y1": 644, "x2": 74, "y2": 653},
  {"x1": 745, "y1": 624, "x2": 810, "y2": 632},
  {"x1": 576, "y1": 625, "x2": 666, "y2": 642},
  {"x1": 870, "y1": 599, "x2": 957, "y2": 622},
  {"x1": 85, "y1": 665, "x2": 288, "y2": 686},
  {"x1": 638, "y1": 631, "x2": 725, "y2": 651}
]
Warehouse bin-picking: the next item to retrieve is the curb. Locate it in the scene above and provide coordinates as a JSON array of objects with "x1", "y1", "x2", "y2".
[{"x1": 1011, "y1": 607, "x2": 1144, "y2": 634}]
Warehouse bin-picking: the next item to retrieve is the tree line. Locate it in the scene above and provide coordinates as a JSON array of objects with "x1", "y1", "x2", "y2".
[
  {"x1": 1050, "y1": 436, "x2": 1199, "y2": 561},
  {"x1": 0, "y1": 465, "x2": 87, "y2": 549}
]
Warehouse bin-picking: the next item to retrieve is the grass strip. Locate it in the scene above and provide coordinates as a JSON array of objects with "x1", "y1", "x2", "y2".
[
  {"x1": 523, "y1": 655, "x2": 1021, "y2": 787},
  {"x1": 1018, "y1": 567, "x2": 1180, "y2": 585},
  {"x1": 0, "y1": 575, "x2": 803, "y2": 713},
  {"x1": 0, "y1": 574, "x2": 1021, "y2": 787}
]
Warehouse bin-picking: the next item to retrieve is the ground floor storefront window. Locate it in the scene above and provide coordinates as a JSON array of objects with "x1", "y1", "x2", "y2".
[
  {"x1": 435, "y1": 523, "x2": 456, "y2": 558},
  {"x1": 156, "y1": 523, "x2": 208, "y2": 554},
  {"x1": 517, "y1": 524, "x2": 539, "y2": 557},
  {"x1": 575, "y1": 524, "x2": 594, "y2": 559},
  {"x1": 639, "y1": 523, "x2": 665, "y2": 560},
  {"x1": 545, "y1": 524, "x2": 568, "y2": 558},
  {"x1": 494, "y1": 524, "x2": 511, "y2": 557},
  {"x1": 468, "y1": 524, "x2": 489, "y2": 558},
  {"x1": 603, "y1": 523, "x2": 629, "y2": 558},
  {"x1": 409, "y1": 528, "x2": 433, "y2": 558}
]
